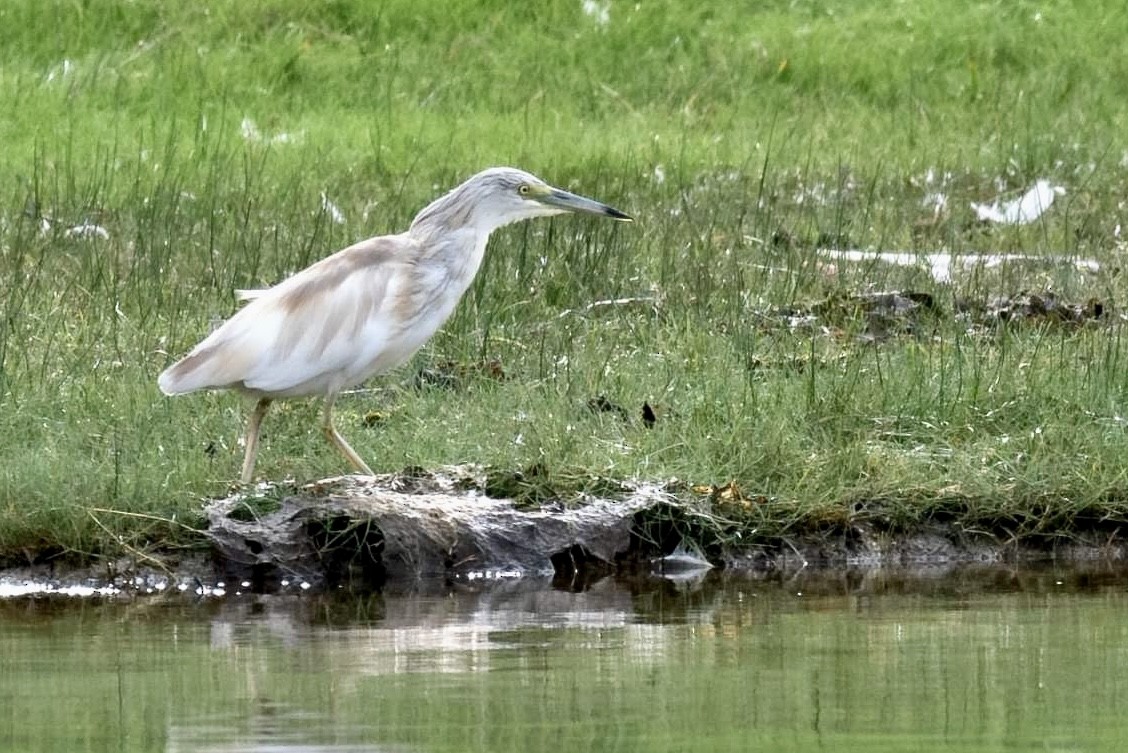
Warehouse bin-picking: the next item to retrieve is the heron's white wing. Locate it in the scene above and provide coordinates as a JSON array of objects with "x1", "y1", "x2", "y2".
[{"x1": 159, "y1": 235, "x2": 418, "y2": 397}]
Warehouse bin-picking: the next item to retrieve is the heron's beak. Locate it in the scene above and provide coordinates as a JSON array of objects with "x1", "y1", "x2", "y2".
[{"x1": 540, "y1": 187, "x2": 633, "y2": 221}]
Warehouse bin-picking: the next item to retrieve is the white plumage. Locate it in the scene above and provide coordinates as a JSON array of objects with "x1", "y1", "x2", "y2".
[{"x1": 159, "y1": 167, "x2": 631, "y2": 482}]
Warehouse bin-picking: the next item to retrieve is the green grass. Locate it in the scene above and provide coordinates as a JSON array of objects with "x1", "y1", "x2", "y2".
[{"x1": 3, "y1": 0, "x2": 1128, "y2": 562}]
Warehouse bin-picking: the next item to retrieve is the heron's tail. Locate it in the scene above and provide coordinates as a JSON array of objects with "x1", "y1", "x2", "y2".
[{"x1": 158, "y1": 345, "x2": 222, "y2": 395}]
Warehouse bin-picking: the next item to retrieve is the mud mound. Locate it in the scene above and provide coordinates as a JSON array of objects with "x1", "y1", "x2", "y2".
[{"x1": 204, "y1": 467, "x2": 670, "y2": 588}]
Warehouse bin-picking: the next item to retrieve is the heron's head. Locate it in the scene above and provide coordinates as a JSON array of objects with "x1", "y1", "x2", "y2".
[{"x1": 411, "y1": 167, "x2": 632, "y2": 236}]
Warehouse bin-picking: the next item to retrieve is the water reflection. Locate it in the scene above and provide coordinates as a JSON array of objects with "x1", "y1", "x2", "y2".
[
  {"x1": 3, "y1": 564, "x2": 1128, "y2": 753},
  {"x1": 207, "y1": 578, "x2": 676, "y2": 675},
  {"x1": 168, "y1": 702, "x2": 399, "y2": 752}
]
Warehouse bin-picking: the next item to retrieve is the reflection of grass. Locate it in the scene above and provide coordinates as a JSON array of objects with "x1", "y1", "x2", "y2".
[
  {"x1": 3, "y1": 0, "x2": 1128, "y2": 561},
  {"x1": 11, "y1": 579, "x2": 1128, "y2": 753}
]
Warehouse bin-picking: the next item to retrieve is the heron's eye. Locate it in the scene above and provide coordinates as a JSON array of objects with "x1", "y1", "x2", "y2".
[{"x1": 518, "y1": 184, "x2": 531, "y2": 197}]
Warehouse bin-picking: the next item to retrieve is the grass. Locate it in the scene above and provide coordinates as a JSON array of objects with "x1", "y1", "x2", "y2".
[{"x1": 3, "y1": 0, "x2": 1128, "y2": 563}]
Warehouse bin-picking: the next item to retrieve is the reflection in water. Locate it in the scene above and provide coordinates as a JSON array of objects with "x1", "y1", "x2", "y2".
[
  {"x1": 207, "y1": 579, "x2": 678, "y2": 675},
  {"x1": 3, "y1": 564, "x2": 1128, "y2": 753},
  {"x1": 167, "y1": 701, "x2": 402, "y2": 753}
]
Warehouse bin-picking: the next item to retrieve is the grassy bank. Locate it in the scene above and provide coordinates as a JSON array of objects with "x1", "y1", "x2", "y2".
[{"x1": 2, "y1": 0, "x2": 1128, "y2": 563}]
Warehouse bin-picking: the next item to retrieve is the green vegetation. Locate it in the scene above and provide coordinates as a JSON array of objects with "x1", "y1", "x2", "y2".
[{"x1": 2, "y1": 0, "x2": 1128, "y2": 562}]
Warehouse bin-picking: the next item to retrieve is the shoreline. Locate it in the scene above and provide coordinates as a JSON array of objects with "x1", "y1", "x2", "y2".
[
  {"x1": 1, "y1": 533, "x2": 1122, "y2": 600},
  {"x1": 3, "y1": 467, "x2": 1124, "y2": 596}
]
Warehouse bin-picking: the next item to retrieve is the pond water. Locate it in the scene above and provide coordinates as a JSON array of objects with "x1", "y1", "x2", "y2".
[{"x1": 2, "y1": 565, "x2": 1127, "y2": 752}]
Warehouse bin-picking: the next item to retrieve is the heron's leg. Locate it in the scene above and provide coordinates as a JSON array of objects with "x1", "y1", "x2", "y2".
[
  {"x1": 321, "y1": 394, "x2": 375, "y2": 476},
  {"x1": 240, "y1": 398, "x2": 272, "y2": 484}
]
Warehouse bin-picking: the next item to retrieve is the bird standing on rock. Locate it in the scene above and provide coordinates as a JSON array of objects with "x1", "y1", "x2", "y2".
[{"x1": 158, "y1": 167, "x2": 632, "y2": 482}]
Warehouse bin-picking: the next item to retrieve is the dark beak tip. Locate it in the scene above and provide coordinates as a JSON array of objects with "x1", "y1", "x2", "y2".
[{"x1": 608, "y1": 208, "x2": 633, "y2": 222}]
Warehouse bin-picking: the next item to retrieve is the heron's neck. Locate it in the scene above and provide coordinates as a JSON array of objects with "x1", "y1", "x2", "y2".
[
  {"x1": 406, "y1": 190, "x2": 513, "y2": 285},
  {"x1": 409, "y1": 213, "x2": 493, "y2": 246},
  {"x1": 409, "y1": 178, "x2": 529, "y2": 244},
  {"x1": 405, "y1": 217, "x2": 492, "y2": 297}
]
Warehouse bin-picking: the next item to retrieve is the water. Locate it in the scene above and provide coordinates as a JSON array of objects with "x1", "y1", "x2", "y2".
[{"x1": 2, "y1": 566, "x2": 1128, "y2": 752}]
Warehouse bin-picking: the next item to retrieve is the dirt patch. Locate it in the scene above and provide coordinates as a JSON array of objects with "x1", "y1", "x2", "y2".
[{"x1": 765, "y1": 288, "x2": 1107, "y2": 344}]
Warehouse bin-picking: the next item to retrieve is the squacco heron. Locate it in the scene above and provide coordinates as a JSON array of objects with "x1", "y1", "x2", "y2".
[{"x1": 158, "y1": 167, "x2": 632, "y2": 482}]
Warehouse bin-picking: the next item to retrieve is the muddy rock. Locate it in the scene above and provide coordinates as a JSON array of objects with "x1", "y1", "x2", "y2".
[
  {"x1": 204, "y1": 467, "x2": 671, "y2": 588},
  {"x1": 200, "y1": 467, "x2": 1128, "y2": 592}
]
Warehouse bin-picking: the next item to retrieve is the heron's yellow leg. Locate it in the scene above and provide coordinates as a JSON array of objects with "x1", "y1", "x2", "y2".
[
  {"x1": 240, "y1": 398, "x2": 272, "y2": 484},
  {"x1": 321, "y1": 395, "x2": 375, "y2": 476}
]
